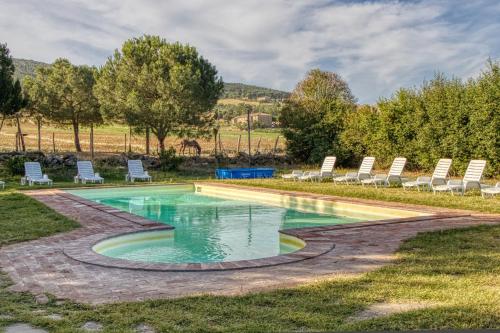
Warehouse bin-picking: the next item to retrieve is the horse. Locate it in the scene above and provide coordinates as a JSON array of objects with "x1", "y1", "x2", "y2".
[{"x1": 180, "y1": 139, "x2": 202, "y2": 156}]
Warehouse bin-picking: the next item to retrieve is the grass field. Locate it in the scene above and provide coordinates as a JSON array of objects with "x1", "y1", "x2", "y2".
[
  {"x1": 0, "y1": 189, "x2": 498, "y2": 332},
  {"x1": 0, "y1": 122, "x2": 284, "y2": 155},
  {"x1": 224, "y1": 179, "x2": 500, "y2": 214}
]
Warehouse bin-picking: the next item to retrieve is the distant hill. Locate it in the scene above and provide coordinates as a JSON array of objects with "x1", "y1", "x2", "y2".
[
  {"x1": 12, "y1": 58, "x2": 50, "y2": 81},
  {"x1": 222, "y1": 83, "x2": 290, "y2": 100},
  {"x1": 12, "y1": 58, "x2": 290, "y2": 100}
]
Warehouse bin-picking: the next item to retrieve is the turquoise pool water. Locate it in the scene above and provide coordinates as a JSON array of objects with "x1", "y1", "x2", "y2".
[{"x1": 67, "y1": 185, "x2": 363, "y2": 264}]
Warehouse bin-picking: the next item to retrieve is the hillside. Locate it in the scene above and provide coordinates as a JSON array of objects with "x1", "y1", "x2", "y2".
[
  {"x1": 222, "y1": 83, "x2": 289, "y2": 100},
  {"x1": 12, "y1": 58, "x2": 289, "y2": 100},
  {"x1": 12, "y1": 58, "x2": 50, "y2": 81}
]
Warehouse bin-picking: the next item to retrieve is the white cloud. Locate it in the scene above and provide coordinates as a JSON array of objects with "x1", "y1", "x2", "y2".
[{"x1": 0, "y1": 0, "x2": 498, "y2": 103}]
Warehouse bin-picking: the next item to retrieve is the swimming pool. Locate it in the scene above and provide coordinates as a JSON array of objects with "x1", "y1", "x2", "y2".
[{"x1": 66, "y1": 185, "x2": 425, "y2": 265}]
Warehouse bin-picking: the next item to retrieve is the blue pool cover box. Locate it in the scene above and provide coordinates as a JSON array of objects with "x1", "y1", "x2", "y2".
[{"x1": 215, "y1": 168, "x2": 275, "y2": 179}]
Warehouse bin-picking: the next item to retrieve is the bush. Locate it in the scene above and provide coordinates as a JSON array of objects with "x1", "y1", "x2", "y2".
[
  {"x1": 280, "y1": 69, "x2": 356, "y2": 163},
  {"x1": 341, "y1": 60, "x2": 499, "y2": 176},
  {"x1": 157, "y1": 147, "x2": 183, "y2": 171},
  {"x1": 5, "y1": 155, "x2": 29, "y2": 175}
]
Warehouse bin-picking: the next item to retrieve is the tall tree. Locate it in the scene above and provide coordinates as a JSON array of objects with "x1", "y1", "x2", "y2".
[
  {"x1": 28, "y1": 59, "x2": 101, "y2": 152},
  {"x1": 280, "y1": 69, "x2": 356, "y2": 163},
  {"x1": 0, "y1": 43, "x2": 26, "y2": 134},
  {"x1": 23, "y1": 75, "x2": 52, "y2": 151},
  {"x1": 95, "y1": 35, "x2": 224, "y2": 152}
]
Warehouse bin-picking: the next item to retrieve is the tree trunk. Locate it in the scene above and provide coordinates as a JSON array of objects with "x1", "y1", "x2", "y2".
[
  {"x1": 16, "y1": 116, "x2": 26, "y2": 152},
  {"x1": 0, "y1": 114, "x2": 6, "y2": 133},
  {"x1": 158, "y1": 137, "x2": 166, "y2": 153},
  {"x1": 72, "y1": 118, "x2": 82, "y2": 152},
  {"x1": 145, "y1": 127, "x2": 150, "y2": 155},
  {"x1": 37, "y1": 118, "x2": 42, "y2": 151}
]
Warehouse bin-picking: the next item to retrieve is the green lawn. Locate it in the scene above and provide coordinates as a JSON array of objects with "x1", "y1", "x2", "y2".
[
  {"x1": 222, "y1": 179, "x2": 500, "y2": 214},
  {"x1": 0, "y1": 191, "x2": 79, "y2": 246},
  {"x1": 0, "y1": 189, "x2": 499, "y2": 332}
]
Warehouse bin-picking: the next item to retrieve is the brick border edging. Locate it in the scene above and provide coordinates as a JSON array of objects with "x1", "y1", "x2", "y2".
[
  {"x1": 26, "y1": 185, "x2": 471, "y2": 272},
  {"x1": 62, "y1": 228, "x2": 336, "y2": 272}
]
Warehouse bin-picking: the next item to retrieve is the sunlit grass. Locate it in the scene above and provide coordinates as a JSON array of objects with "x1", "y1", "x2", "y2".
[
  {"x1": 222, "y1": 178, "x2": 500, "y2": 214},
  {"x1": 0, "y1": 195, "x2": 498, "y2": 332}
]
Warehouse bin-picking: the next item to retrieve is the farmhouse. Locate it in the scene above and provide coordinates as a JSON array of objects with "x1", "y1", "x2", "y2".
[{"x1": 232, "y1": 112, "x2": 273, "y2": 128}]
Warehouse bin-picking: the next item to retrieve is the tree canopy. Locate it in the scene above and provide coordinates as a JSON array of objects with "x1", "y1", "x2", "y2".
[
  {"x1": 23, "y1": 59, "x2": 101, "y2": 152},
  {"x1": 94, "y1": 35, "x2": 224, "y2": 151},
  {"x1": 280, "y1": 69, "x2": 356, "y2": 163},
  {"x1": 341, "y1": 60, "x2": 499, "y2": 175},
  {"x1": 0, "y1": 43, "x2": 26, "y2": 132}
]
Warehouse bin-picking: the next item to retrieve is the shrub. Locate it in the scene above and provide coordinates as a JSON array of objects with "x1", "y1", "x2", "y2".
[
  {"x1": 157, "y1": 146, "x2": 183, "y2": 171},
  {"x1": 5, "y1": 155, "x2": 29, "y2": 175},
  {"x1": 341, "y1": 60, "x2": 499, "y2": 176},
  {"x1": 280, "y1": 69, "x2": 356, "y2": 163}
]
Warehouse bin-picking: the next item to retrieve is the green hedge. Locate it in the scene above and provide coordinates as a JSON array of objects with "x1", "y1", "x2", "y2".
[{"x1": 341, "y1": 61, "x2": 499, "y2": 177}]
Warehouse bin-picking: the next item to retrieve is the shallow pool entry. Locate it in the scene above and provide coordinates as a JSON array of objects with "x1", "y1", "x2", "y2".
[{"x1": 67, "y1": 185, "x2": 363, "y2": 264}]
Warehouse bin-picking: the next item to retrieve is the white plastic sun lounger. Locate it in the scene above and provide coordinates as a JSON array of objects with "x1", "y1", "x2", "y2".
[
  {"x1": 333, "y1": 157, "x2": 375, "y2": 184},
  {"x1": 402, "y1": 158, "x2": 452, "y2": 191},
  {"x1": 282, "y1": 170, "x2": 304, "y2": 181},
  {"x1": 481, "y1": 182, "x2": 500, "y2": 198},
  {"x1": 23, "y1": 162, "x2": 53, "y2": 186},
  {"x1": 361, "y1": 157, "x2": 407, "y2": 188},
  {"x1": 298, "y1": 156, "x2": 336, "y2": 182},
  {"x1": 0, "y1": 180, "x2": 4, "y2": 189},
  {"x1": 433, "y1": 159, "x2": 486, "y2": 195},
  {"x1": 75, "y1": 161, "x2": 104, "y2": 184},
  {"x1": 126, "y1": 160, "x2": 152, "y2": 182}
]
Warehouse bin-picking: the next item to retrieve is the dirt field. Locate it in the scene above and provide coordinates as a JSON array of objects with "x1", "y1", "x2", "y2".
[{"x1": 0, "y1": 122, "x2": 285, "y2": 156}]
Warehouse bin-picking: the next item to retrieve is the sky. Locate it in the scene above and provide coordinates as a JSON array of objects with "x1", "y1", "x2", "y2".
[{"x1": 1, "y1": 0, "x2": 499, "y2": 103}]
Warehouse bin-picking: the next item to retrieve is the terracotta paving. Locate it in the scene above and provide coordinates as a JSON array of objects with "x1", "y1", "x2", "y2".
[{"x1": 0, "y1": 184, "x2": 498, "y2": 305}]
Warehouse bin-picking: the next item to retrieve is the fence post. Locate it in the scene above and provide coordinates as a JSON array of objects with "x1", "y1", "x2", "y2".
[
  {"x1": 236, "y1": 134, "x2": 241, "y2": 155},
  {"x1": 273, "y1": 135, "x2": 280, "y2": 154},
  {"x1": 90, "y1": 123, "x2": 94, "y2": 160},
  {"x1": 218, "y1": 133, "x2": 224, "y2": 153},
  {"x1": 247, "y1": 108, "x2": 251, "y2": 166},
  {"x1": 52, "y1": 132, "x2": 56, "y2": 153},
  {"x1": 124, "y1": 133, "x2": 127, "y2": 153},
  {"x1": 128, "y1": 126, "x2": 132, "y2": 153},
  {"x1": 256, "y1": 136, "x2": 262, "y2": 153}
]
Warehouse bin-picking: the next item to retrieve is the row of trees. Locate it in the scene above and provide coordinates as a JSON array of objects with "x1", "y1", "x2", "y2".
[
  {"x1": 281, "y1": 62, "x2": 499, "y2": 176},
  {"x1": 0, "y1": 36, "x2": 224, "y2": 153}
]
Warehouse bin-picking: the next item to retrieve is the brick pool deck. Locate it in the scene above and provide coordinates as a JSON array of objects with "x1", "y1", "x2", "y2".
[{"x1": 0, "y1": 183, "x2": 498, "y2": 304}]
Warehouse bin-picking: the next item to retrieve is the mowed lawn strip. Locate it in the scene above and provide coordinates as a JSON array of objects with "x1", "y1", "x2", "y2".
[
  {"x1": 222, "y1": 179, "x2": 500, "y2": 214},
  {"x1": 0, "y1": 190, "x2": 499, "y2": 332},
  {"x1": 0, "y1": 191, "x2": 79, "y2": 246}
]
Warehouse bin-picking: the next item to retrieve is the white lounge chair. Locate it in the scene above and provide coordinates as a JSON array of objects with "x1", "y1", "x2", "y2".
[
  {"x1": 333, "y1": 157, "x2": 375, "y2": 184},
  {"x1": 23, "y1": 162, "x2": 53, "y2": 186},
  {"x1": 298, "y1": 156, "x2": 337, "y2": 182},
  {"x1": 361, "y1": 157, "x2": 407, "y2": 188},
  {"x1": 75, "y1": 161, "x2": 104, "y2": 184},
  {"x1": 126, "y1": 160, "x2": 152, "y2": 182},
  {"x1": 402, "y1": 158, "x2": 452, "y2": 191},
  {"x1": 433, "y1": 160, "x2": 486, "y2": 195},
  {"x1": 282, "y1": 170, "x2": 304, "y2": 181},
  {"x1": 0, "y1": 180, "x2": 4, "y2": 190},
  {"x1": 481, "y1": 182, "x2": 500, "y2": 198}
]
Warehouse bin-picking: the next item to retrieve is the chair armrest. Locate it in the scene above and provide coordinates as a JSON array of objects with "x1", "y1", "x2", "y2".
[
  {"x1": 447, "y1": 179, "x2": 463, "y2": 186},
  {"x1": 95, "y1": 172, "x2": 100, "y2": 178},
  {"x1": 345, "y1": 172, "x2": 358, "y2": 178},
  {"x1": 144, "y1": 171, "x2": 149, "y2": 176},
  {"x1": 373, "y1": 174, "x2": 387, "y2": 180}
]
